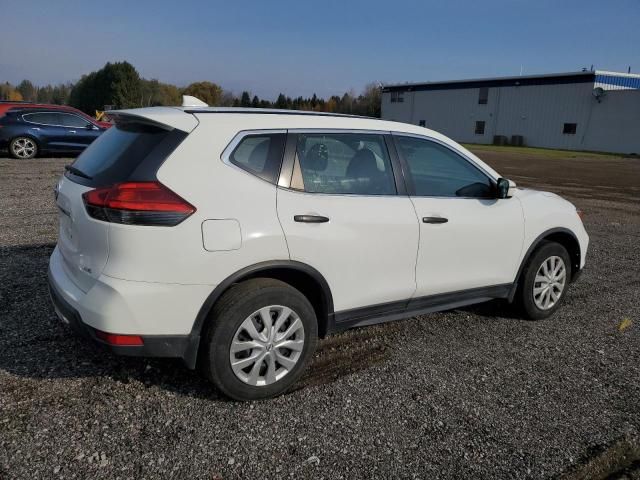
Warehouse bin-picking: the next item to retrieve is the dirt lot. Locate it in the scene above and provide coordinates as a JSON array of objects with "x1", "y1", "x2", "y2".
[{"x1": 1, "y1": 148, "x2": 639, "y2": 479}]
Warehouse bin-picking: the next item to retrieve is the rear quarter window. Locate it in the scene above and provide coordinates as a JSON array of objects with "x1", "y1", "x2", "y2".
[
  {"x1": 66, "y1": 122, "x2": 187, "y2": 187},
  {"x1": 227, "y1": 133, "x2": 286, "y2": 184}
]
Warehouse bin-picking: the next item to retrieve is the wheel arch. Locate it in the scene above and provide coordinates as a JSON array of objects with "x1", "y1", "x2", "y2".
[
  {"x1": 508, "y1": 227, "x2": 581, "y2": 302},
  {"x1": 185, "y1": 261, "x2": 334, "y2": 368}
]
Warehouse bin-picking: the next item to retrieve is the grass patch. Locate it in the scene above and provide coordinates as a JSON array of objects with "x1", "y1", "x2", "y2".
[{"x1": 462, "y1": 143, "x2": 624, "y2": 159}]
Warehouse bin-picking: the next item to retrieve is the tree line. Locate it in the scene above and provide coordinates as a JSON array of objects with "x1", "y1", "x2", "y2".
[{"x1": 1, "y1": 61, "x2": 381, "y2": 117}]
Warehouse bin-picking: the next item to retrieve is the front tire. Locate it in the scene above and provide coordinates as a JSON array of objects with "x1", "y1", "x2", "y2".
[
  {"x1": 516, "y1": 241, "x2": 572, "y2": 320},
  {"x1": 200, "y1": 278, "x2": 318, "y2": 401},
  {"x1": 9, "y1": 137, "x2": 38, "y2": 159}
]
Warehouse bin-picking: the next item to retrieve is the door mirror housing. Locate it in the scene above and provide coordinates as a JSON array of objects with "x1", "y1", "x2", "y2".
[{"x1": 497, "y1": 177, "x2": 516, "y2": 199}]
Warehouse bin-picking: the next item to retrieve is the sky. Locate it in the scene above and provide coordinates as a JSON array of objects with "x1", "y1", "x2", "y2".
[{"x1": 1, "y1": 0, "x2": 639, "y2": 100}]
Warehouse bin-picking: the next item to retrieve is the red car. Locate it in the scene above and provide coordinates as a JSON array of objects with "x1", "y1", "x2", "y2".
[{"x1": 0, "y1": 102, "x2": 111, "y2": 129}]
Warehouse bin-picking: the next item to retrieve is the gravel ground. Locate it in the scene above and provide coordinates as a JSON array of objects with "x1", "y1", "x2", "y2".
[{"x1": 0, "y1": 150, "x2": 639, "y2": 479}]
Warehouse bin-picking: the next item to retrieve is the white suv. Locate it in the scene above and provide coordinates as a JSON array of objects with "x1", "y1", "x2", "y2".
[{"x1": 49, "y1": 105, "x2": 589, "y2": 400}]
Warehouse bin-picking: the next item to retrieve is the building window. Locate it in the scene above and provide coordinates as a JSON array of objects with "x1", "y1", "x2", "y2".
[
  {"x1": 418, "y1": 120, "x2": 426, "y2": 127},
  {"x1": 390, "y1": 91, "x2": 404, "y2": 103},
  {"x1": 563, "y1": 123, "x2": 577, "y2": 135},
  {"x1": 475, "y1": 121, "x2": 486, "y2": 135},
  {"x1": 478, "y1": 87, "x2": 489, "y2": 105}
]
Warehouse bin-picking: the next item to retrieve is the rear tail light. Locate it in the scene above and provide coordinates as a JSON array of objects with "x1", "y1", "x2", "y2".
[
  {"x1": 95, "y1": 329, "x2": 144, "y2": 346},
  {"x1": 82, "y1": 181, "x2": 195, "y2": 226}
]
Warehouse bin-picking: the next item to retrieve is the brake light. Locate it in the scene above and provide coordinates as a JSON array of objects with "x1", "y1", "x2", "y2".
[
  {"x1": 82, "y1": 181, "x2": 195, "y2": 226},
  {"x1": 95, "y1": 330, "x2": 144, "y2": 346}
]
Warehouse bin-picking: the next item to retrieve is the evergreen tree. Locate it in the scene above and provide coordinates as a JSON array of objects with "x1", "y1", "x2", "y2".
[
  {"x1": 240, "y1": 91, "x2": 251, "y2": 107},
  {"x1": 69, "y1": 61, "x2": 142, "y2": 113},
  {"x1": 17, "y1": 80, "x2": 36, "y2": 102}
]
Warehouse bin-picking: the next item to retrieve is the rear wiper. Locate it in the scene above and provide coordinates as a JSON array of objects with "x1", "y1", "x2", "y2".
[{"x1": 64, "y1": 165, "x2": 92, "y2": 180}]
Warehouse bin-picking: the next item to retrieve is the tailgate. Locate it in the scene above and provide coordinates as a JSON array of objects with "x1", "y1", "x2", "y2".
[{"x1": 55, "y1": 176, "x2": 109, "y2": 293}]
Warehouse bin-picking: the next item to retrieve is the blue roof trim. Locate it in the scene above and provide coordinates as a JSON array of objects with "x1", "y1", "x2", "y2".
[
  {"x1": 383, "y1": 73, "x2": 595, "y2": 92},
  {"x1": 595, "y1": 74, "x2": 640, "y2": 89}
]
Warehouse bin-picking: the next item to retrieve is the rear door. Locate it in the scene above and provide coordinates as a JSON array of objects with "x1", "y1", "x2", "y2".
[
  {"x1": 277, "y1": 131, "x2": 420, "y2": 315},
  {"x1": 56, "y1": 120, "x2": 187, "y2": 292},
  {"x1": 21, "y1": 112, "x2": 68, "y2": 151},
  {"x1": 393, "y1": 134, "x2": 524, "y2": 297}
]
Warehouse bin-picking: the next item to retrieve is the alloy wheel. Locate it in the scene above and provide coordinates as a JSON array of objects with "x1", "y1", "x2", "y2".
[
  {"x1": 229, "y1": 305, "x2": 305, "y2": 387},
  {"x1": 533, "y1": 255, "x2": 567, "y2": 310},
  {"x1": 12, "y1": 138, "x2": 36, "y2": 159}
]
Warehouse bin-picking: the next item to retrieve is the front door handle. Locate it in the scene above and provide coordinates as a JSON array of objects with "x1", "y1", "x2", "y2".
[
  {"x1": 68, "y1": 130, "x2": 76, "y2": 134},
  {"x1": 294, "y1": 215, "x2": 330, "y2": 223},
  {"x1": 423, "y1": 216, "x2": 448, "y2": 224}
]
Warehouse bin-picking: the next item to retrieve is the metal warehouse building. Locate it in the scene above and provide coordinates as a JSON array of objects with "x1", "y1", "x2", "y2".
[{"x1": 381, "y1": 71, "x2": 640, "y2": 154}]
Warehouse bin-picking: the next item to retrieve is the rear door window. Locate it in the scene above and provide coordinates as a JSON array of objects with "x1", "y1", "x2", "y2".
[
  {"x1": 291, "y1": 132, "x2": 396, "y2": 195},
  {"x1": 66, "y1": 121, "x2": 186, "y2": 187},
  {"x1": 23, "y1": 112, "x2": 64, "y2": 126}
]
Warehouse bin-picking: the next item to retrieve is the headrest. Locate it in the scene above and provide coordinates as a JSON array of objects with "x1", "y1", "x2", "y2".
[
  {"x1": 303, "y1": 143, "x2": 328, "y2": 171},
  {"x1": 346, "y1": 148, "x2": 379, "y2": 178}
]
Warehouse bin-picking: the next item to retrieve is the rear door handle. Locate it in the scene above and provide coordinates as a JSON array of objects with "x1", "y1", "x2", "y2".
[
  {"x1": 294, "y1": 215, "x2": 330, "y2": 223},
  {"x1": 423, "y1": 216, "x2": 448, "y2": 224},
  {"x1": 68, "y1": 130, "x2": 76, "y2": 134}
]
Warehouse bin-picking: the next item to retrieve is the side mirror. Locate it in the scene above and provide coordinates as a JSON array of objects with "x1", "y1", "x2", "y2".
[
  {"x1": 497, "y1": 177, "x2": 516, "y2": 199},
  {"x1": 86, "y1": 123, "x2": 98, "y2": 130}
]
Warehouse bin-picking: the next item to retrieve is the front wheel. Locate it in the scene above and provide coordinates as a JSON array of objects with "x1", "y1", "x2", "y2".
[
  {"x1": 200, "y1": 278, "x2": 318, "y2": 401},
  {"x1": 9, "y1": 137, "x2": 38, "y2": 159},
  {"x1": 515, "y1": 241, "x2": 572, "y2": 320}
]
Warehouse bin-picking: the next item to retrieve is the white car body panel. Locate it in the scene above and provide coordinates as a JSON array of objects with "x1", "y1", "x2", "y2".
[
  {"x1": 277, "y1": 189, "x2": 419, "y2": 311},
  {"x1": 515, "y1": 189, "x2": 589, "y2": 269},
  {"x1": 50, "y1": 247, "x2": 211, "y2": 335},
  {"x1": 54, "y1": 176, "x2": 108, "y2": 293},
  {"x1": 410, "y1": 196, "x2": 525, "y2": 296}
]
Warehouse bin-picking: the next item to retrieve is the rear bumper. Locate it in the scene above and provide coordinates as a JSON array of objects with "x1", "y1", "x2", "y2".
[
  {"x1": 48, "y1": 277, "x2": 199, "y2": 366},
  {"x1": 48, "y1": 246, "x2": 209, "y2": 368}
]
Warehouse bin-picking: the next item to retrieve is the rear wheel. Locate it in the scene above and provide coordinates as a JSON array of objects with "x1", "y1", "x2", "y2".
[
  {"x1": 9, "y1": 137, "x2": 38, "y2": 159},
  {"x1": 200, "y1": 278, "x2": 318, "y2": 401},
  {"x1": 516, "y1": 241, "x2": 571, "y2": 320}
]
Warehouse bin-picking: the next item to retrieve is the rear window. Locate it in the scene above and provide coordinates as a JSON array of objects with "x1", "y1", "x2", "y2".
[{"x1": 66, "y1": 122, "x2": 186, "y2": 187}]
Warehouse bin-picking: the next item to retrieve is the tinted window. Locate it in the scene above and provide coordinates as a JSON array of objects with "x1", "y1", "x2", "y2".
[
  {"x1": 395, "y1": 136, "x2": 494, "y2": 198},
  {"x1": 59, "y1": 113, "x2": 90, "y2": 128},
  {"x1": 68, "y1": 122, "x2": 185, "y2": 187},
  {"x1": 293, "y1": 133, "x2": 396, "y2": 195},
  {"x1": 22, "y1": 112, "x2": 63, "y2": 125},
  {"x1": 229, "y1": 133, "x2": 285, "y2": 184},
  {"x1": 478, "y1": 87, "x2": 489, "y2": 105}
]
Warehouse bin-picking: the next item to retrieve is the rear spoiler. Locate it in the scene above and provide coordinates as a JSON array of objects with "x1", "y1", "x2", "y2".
[{"x1": 108, "y1": 107, "x2": 199, "y2": 133}]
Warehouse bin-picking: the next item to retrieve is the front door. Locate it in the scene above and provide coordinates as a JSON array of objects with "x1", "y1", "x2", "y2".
[
  {"x1": 277, "y1": 131, "x2": 419, "y2": 313},
  {"x1": 393, "y1": 134, "x2": 524, "y2": 297}
]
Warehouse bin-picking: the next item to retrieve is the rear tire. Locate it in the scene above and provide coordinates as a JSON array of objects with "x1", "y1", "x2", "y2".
[
  {"x1": 515, "y1": 241, "x2": 572, "y2": 320},
  {"x1": 200, "y1": 278, "x2": 318, "y2": 401},
  {"x1": 9, "y1": 137, "x2": 38, "y2": 159}
]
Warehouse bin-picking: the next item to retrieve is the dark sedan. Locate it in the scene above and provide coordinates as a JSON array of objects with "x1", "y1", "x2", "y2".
[{"x1": 0, "y1": 109, "x2": 107, "y2": 159}]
